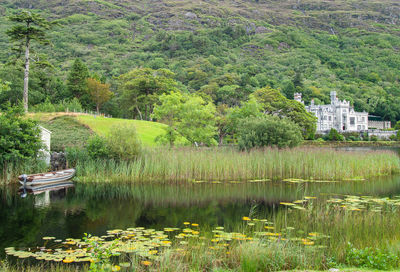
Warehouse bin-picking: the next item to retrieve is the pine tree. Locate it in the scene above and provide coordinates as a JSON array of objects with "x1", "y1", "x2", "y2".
[
  {"x1": 67, "y1": 58, "x2": 89, "y2": 102},
  {"x1": 6, "y1": 10, "x2": 54, "y2": 112}
]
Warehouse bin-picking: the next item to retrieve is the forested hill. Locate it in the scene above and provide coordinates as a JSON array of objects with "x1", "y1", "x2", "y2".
[{"x1": 0, "y1": 0, "x2": 400, "y2": 121}]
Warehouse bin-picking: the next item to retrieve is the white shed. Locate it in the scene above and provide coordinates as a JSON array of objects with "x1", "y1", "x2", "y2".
[{"x1": 39, "y1": 126, "x2": 52, "y2": 165}]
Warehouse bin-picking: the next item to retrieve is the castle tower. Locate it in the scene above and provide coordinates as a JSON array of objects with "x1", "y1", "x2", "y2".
[
  {"x1": 330, "y1": 91, "x2": 337, "y2": 104},
  {"x1": 294, "y1": 93, "x2": 303, "y2": 104}
]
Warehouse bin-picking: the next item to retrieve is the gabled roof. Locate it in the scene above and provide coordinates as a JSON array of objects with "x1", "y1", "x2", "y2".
[{"x1": 39, "y1": 125, "x2": 52, "y2": 134}]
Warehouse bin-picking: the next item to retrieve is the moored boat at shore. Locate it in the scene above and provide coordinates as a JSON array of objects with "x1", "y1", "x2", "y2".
[{"x1": 18, "y1": 169, "x2": 76, "y2": 186}]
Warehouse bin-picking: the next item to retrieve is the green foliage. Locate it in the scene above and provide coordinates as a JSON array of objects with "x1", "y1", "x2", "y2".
[
  {"x1": 252, "y1": 87, "x2": 316, "y2": 139},
  {"x1": 39, "y1": 116, "x2": 92, "y2": 151},
  {"x1": 345, "y1": 243, "x2": 399, "y2": 270},
  {"x1": 326, "y1": 129, "x2": 344, "y2": 141},
  {"x1": 118, "y1": 68, "x2": 180, "y2": 120},
  {"x1": 394, "y1": 121, "x2": 400, "y2": 130},
  {"x1": 238, "y1": 116, "x2": 303, "y2": 150},
  {"x1": 30, "y1": 97, "x2": 83, "y2": 113},
  {"x1": 67, "y1": 58, "x2": 90, "y2": 102},
  {"x1": 0, "y1": 1, "x2": 400, "y2": 125},
  {"x1": 370, "y1": 135, "x2": 379, "y2": 142},
  {"x1": 152, "y1": 91, "x2": 217, "y2": 146},
  {"x1": 86, "y1": 135, "x2": 109, "y2": 160},
  {"x1": 6, "y1": 9, "x2": 55, "y2": 112},
  {"x1": 83, "y1": 233, "x2": 121, "y2": 272},
  {"x1": 0, "y1": 105, "x2": 42, "y2": 168},
  {"x1": 106, "y1": 124, "x2": 141, "y2": 161}
]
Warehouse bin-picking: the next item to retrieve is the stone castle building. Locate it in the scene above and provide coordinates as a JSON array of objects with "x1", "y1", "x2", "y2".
[{"x1": 295, "y1": 92, "x2": 369, "y2": 133}]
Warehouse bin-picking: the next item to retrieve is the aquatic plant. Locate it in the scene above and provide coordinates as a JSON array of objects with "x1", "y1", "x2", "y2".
[
  {"x1": 70, "y1": 147, "x2": 400, "y2": 183},
  {"x1": 5, "y1": 220, "x2": 329, "y2": 271}
]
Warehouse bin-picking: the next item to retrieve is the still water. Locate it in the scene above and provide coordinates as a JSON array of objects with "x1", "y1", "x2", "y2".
[{"x1": 1, "y1": 147, "x2": 400, "y2": 256}]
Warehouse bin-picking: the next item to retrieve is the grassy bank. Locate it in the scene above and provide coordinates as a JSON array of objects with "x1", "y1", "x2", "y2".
[
  {"x1": 69, "y1": 147, "x2": 400, "y2": 183},
  {"x1": 30, "y1": 112, "x2": 169, "y2": 147}
]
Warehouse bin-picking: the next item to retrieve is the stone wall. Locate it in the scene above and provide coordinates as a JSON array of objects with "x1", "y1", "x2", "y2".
[{"x1": 368, "y1": 120, "x2": 391, "y2": 130}]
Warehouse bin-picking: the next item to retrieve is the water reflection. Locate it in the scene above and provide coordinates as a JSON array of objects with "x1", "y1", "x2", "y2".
[
  {"x1": 2, "y1": 174, "x2": 400, "y2": 257},
  {"x1": 18, "y1": 182, "x2": 74, "y2": 207}
]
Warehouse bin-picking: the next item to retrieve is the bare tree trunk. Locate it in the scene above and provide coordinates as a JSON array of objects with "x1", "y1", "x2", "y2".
[
  {"x1": 96, "y1": 104, "x2": 99, "y2": 114},
  {"x1": 23, "y1": 38, "x2": 30, "y2": 113}
]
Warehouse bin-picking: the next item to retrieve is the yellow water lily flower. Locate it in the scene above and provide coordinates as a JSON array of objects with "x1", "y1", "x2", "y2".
[
  {"x1": 242, "y1": 217, "x2": 251, "y2": 221},
  {"x1": 112, "y1": 265, "x2": 121, "y2": 271},
  {"x1": 191, "y1": 223, "x2": 199, "y2": 227},
  {"x1": 141, "y1": 260, "x2": 152, "y2": 266}
]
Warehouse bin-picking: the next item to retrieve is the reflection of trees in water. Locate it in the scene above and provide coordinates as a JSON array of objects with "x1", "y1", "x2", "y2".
[
  {"x1": 2, "y1": 173, "x2": 400, "y2": 252},
  {"x1": 0, "y1": 187, "x2": 49, "y2": 257}
]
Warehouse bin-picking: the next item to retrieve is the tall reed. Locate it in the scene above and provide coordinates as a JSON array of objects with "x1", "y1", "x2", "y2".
[{"x1": 72, "y1": 147, "x2": 400, "y2": 183}]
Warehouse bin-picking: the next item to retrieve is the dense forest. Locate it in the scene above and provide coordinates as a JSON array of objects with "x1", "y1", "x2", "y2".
[{"x1": 0, "y1": 0, "x2": 399, "y2": 122}]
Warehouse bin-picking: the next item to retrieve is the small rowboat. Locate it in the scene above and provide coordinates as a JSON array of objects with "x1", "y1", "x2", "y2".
[{"x1": 18, "y1": 169, "x2": 76, "y2": 186}]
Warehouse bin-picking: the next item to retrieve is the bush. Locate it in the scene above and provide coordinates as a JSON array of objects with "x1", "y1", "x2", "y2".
[
  {"x1": 65, "y1": 147, "x2": 90, "y2": 167},
  {"x1": 370, "y1": 135, "x2": 379, "y2": 142},
  {"x1": 238, "y1": 115, "x2": 303, "y2": 150},
  {"x1": 31, "y1": 98, "x2": 83, "y2": 113},
  {"x1": 0, "y1": 105, "x2": 42, "y2": 169},
  {"x1": 106, "y1": 124, "x2": 141, "y2": 160},
  {"x1": 86, "y1": 135, "x2": 110, "y2": 159},
  {"x1": 325, "y1": 128, "x2": 344, "y2": 141},
  {"x1": 345, "y1": 243, "x2": 399, "y2": 270}
]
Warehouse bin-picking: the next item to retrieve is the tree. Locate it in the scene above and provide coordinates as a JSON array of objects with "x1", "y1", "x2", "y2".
[
  {"x1": 87, "y1": 78, "x2": 113, "y2": 113},
  {"x1": 118, "y1": 68, "x2": 180, "y2": 120},
  {"x1": 152, "y1": 91, "x2": 218, "y2": 146},
  {"x1": 238, "y1": 116, "x2": 303, "y2": 150},
  {"x1": 67, "y1": 58, "x2": 89, "y2": 102},
  {"x1": 6, "y1": 10, "x2": 55, "y2": 112},
  {"x1": 252, "y1": 87, "x2": 316, "y2": 139},
  {"x1": 0, "y1": 105, "x2": 42, "y2": 169}
]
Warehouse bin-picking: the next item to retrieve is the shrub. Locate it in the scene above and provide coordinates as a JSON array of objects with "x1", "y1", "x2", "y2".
[
  {"x1": 370, "y1": 135, "x2": 379, "y2": 142},
  {"x1": 0, "y1": 105, "x2": 42, "y2": 169},
  {"x1": 238, "y1": 115, "x2": 303, "y2": 150},
  {"x1": 31, "y1": 98, "x2": 83, "y2": 113},
  {"x1": 345, "y1": 243, "x2": 399, "y2": 270},
  {"x1": 86, "y1": 135, "x2": 110, "y2": 159},
  {"x1": 326, "y1": 128, "x2": 344, "y2": 141},
  {"x1": 106, "y1": 124, "x2": 141, "y2": 160}
]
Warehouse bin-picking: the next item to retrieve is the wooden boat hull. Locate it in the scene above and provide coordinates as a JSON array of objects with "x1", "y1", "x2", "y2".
[{"x1": 19, "y1": 169, "x2": 76, "y2": 186}]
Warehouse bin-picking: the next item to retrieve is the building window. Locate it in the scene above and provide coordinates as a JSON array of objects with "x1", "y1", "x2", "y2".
[
  {"x1": 362, "y1": 117, "x2": 365, "y2": 122},
  {"x1": 329, "y1": 116, "x2": 332, "y2": 121},
  {"x1": 350, "y1": 117, "x2": 355, "y2": 125},
  {"x1": 324, "y1": 116, "x2": 327, "y2": 120}
]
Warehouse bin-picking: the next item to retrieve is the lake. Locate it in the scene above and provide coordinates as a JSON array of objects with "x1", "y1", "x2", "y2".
[{"x1": 1, "y1": 147, "x2": 400, "y2": 258}]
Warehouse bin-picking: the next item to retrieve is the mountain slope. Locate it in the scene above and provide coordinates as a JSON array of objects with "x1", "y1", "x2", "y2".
[{"x1": 0, "y1": 0, "x2": 399, "y2": 121}]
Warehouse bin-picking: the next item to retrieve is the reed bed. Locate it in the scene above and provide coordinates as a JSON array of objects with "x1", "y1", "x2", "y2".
[{"x1": 73, "y1": 147, "x2": 400, "y2": 183}]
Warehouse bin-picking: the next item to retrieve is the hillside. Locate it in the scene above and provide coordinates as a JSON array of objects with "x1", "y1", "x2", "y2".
[
  {"x1": 0, "y1": 0, "x2": 399, "y2": 121},
  {"x1": 31, "y1": 113, "x2": 168, "y2": 149}
]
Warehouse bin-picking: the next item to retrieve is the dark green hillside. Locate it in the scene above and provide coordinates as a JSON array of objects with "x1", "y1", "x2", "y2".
[{"x1": 0, "y1": 0, "x2": 399, "y2": 120}]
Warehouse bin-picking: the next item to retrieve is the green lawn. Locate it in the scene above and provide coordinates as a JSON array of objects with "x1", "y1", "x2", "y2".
[
  {"x1": 30, "y1": 113, "x2": 170, "y2": 147},
  {"x1": 76, "y1": 115, "x2": 167, "y2": 146}
]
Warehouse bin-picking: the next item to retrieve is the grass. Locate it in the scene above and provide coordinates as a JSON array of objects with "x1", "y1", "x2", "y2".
[
  {"x1": 76, "y1": 115, "x2": 168, "y2": 146},
  {"x1": 30, "y1": 112, "x2": 175, "y2": 147},
  {"x1": 38, "y1": 116, "x2": 93, "y2": 152},
  {"x1": 69, "y1": 147, "x2": 400, "y2": 183}
]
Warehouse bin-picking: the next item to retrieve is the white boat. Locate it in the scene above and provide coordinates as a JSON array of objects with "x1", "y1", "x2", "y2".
[{"x1": 18, "y1": 169, "x2": 76, "y2": 186}]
